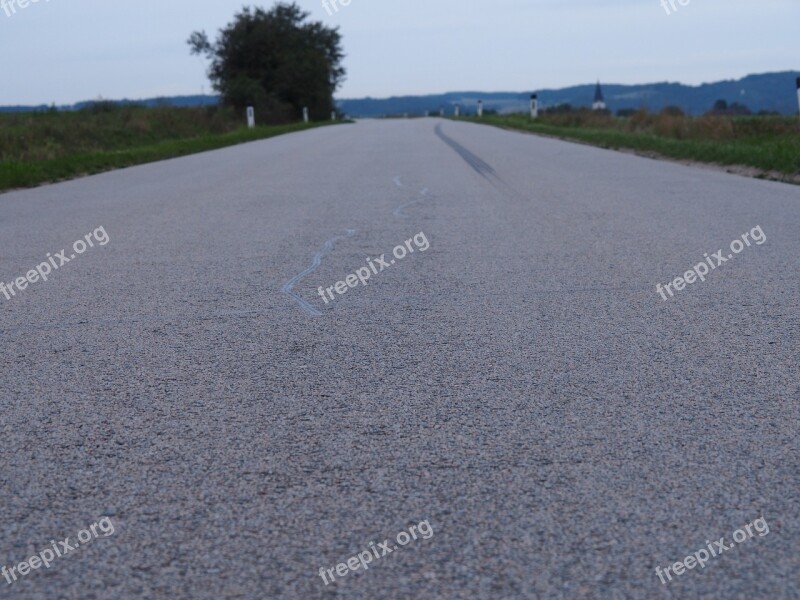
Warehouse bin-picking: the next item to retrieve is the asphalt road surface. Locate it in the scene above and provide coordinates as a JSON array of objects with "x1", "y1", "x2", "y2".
[{"x1": 1, "y1": 119, "x2": 798, "y2": 599}]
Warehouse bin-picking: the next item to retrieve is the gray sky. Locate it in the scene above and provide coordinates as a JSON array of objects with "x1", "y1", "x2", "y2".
[{"x1": 1, "y1": 0, "x2": 797, "y2": 105}]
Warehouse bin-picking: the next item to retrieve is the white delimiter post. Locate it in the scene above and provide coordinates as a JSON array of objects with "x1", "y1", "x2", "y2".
[
  {"x1": 331, "y1": 111, "x2": 336, "y2": 121},
  {"x1": 796, "y1": 78, "x2": 800, "y2": 115},
  {"x1": 246, "y1": 106, "x2": 255, "y2": 129},
  {"x1": 530, "y1": 94, "x2": 539, "y2": 118},
  {"x1": 454, "y1": 105, "x2": 460, "y2": 117},
  {"x1": 303, "y1": 107, "x2": 309, "y2": 123},
  {"x1": 477, "y1": 100, "x2": 483, "y2": 117}
]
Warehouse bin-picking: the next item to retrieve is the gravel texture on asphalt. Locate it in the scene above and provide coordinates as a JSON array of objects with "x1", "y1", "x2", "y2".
[{"x1": 1, "y1": 118, "x2": 798, "y2": 599}]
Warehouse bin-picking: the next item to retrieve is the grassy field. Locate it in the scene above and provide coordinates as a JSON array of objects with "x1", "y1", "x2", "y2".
[
  {"x1": 468, "y1": 110, "x2": 800, "y2": 181},
  {"x1": 0, "y1": 105, "x2": 340, "y2": 192}
]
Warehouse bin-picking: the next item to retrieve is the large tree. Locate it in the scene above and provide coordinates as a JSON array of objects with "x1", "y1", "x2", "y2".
[{"x1": 188, "y1": 3, "x2": 345, "y2": 122}]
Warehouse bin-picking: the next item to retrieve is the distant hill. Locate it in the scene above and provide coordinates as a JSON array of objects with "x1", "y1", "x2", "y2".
[
  {"x1": 2, "y1": 72, "x2": 798, "y2": 116},
  {"x1": 337, "y1": 72, "x2": 800, "y2": 117}
]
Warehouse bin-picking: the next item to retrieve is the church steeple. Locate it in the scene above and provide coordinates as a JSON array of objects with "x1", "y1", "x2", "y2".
[{"x1": 592, "y1": 81, "x2": 607, "y2": 111}]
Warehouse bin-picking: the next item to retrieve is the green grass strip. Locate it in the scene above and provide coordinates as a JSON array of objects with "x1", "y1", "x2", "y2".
[
  {"x1": 469, "y1": 116, "x2": 800, "y2": 177},
  {"x1": 0, "y1": 121, "x2": 341, "y2": 193}
]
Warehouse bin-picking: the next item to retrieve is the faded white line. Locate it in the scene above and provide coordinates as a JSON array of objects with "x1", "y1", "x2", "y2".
[{"x1": 282, "y1": 230, "x2": 357, "y2": 316}]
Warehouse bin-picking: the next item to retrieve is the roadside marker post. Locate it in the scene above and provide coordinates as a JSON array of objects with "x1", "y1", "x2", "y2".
[{"x1": 796, "y1": 78, "x2": 800, "y2": 116}]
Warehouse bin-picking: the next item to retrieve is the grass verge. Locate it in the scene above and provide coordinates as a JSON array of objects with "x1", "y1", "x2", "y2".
[
  {"x1": 466, "y1": 113, "x2": 800, "y2": 183},
  {"x1": 0, "y1": 106, "x2": 343, "y2": 192}
]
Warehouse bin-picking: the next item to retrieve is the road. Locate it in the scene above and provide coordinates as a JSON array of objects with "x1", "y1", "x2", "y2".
[{"x1": 1, "y1": 118, "x2": 798, "y2": 599}]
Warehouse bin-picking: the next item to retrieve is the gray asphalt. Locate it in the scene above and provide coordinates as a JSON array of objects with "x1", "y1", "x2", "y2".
[{"x1": 1, "y1": 118, "x2": 798, "y2": 599}]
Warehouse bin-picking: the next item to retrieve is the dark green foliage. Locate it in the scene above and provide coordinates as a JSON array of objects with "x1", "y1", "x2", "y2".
[
  {"x1": 188, "y1": 3, "x2": 345, "y2": 122},
  {"x1": 662, "y1": 106, "x2": 685, "y2": 117},
  {"x1": 707, "y1": 100, "x2": 752, "y2": 116},
  {"x1": 544, "y1": 103, "x2": 575, "y2": 114}
]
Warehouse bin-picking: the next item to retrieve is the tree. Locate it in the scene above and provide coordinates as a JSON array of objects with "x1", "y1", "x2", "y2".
[
  {"x1": 188, "y1": 3, "x2": 345, "y2": 123},
  {"x1": 727, "y1": 102, "x2": 752, "y2": 116},
  {"x1": 708, "y1": 99, "x2": 752, "y2": 116}
]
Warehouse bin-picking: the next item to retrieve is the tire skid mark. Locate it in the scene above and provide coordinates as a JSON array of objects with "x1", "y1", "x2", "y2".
[
  {"x1": 434, "y1": 123, "x2": 500, "y2": 182},
  {"x1": 281, "y1": 229, "x2": 356, "y2": 316}
]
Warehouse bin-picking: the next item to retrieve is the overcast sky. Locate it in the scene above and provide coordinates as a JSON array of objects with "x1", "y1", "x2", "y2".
[{"x1": 1, "y1": 0, "x2": 797, "y2": 105}]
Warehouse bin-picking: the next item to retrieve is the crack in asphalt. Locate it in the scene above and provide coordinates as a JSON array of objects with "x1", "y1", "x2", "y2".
[
  {"x1": 281, "y1": 229, "x2": 357, "y2": 316},
  {"x1": 393, "y1": 185, "x2": 429, "y2": 217}
]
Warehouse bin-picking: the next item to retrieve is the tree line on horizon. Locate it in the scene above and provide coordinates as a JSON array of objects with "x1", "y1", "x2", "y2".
[{"x1": 337, "y1": 72, "x2": 800, "y2": 118}]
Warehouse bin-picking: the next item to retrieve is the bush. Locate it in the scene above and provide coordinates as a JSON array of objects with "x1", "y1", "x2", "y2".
[
  {"x1": 693, "y1": 116, "x2": 735, "y2": 141},
  {"x1": 540, "y1": 108, "x2": 614, "y2": 129},
  {"x1": 661, "y1": 106, "x2": 685, "y2": 117},
  {"x1": 655, "y1": 113, "x2": 690, "y2": 138},
  {"x1": 82, "y1": 100, "x2": 120, "y2": 114},
  {"x1": 625, "y1": 109, "x2": 656, "y2": 132}
]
